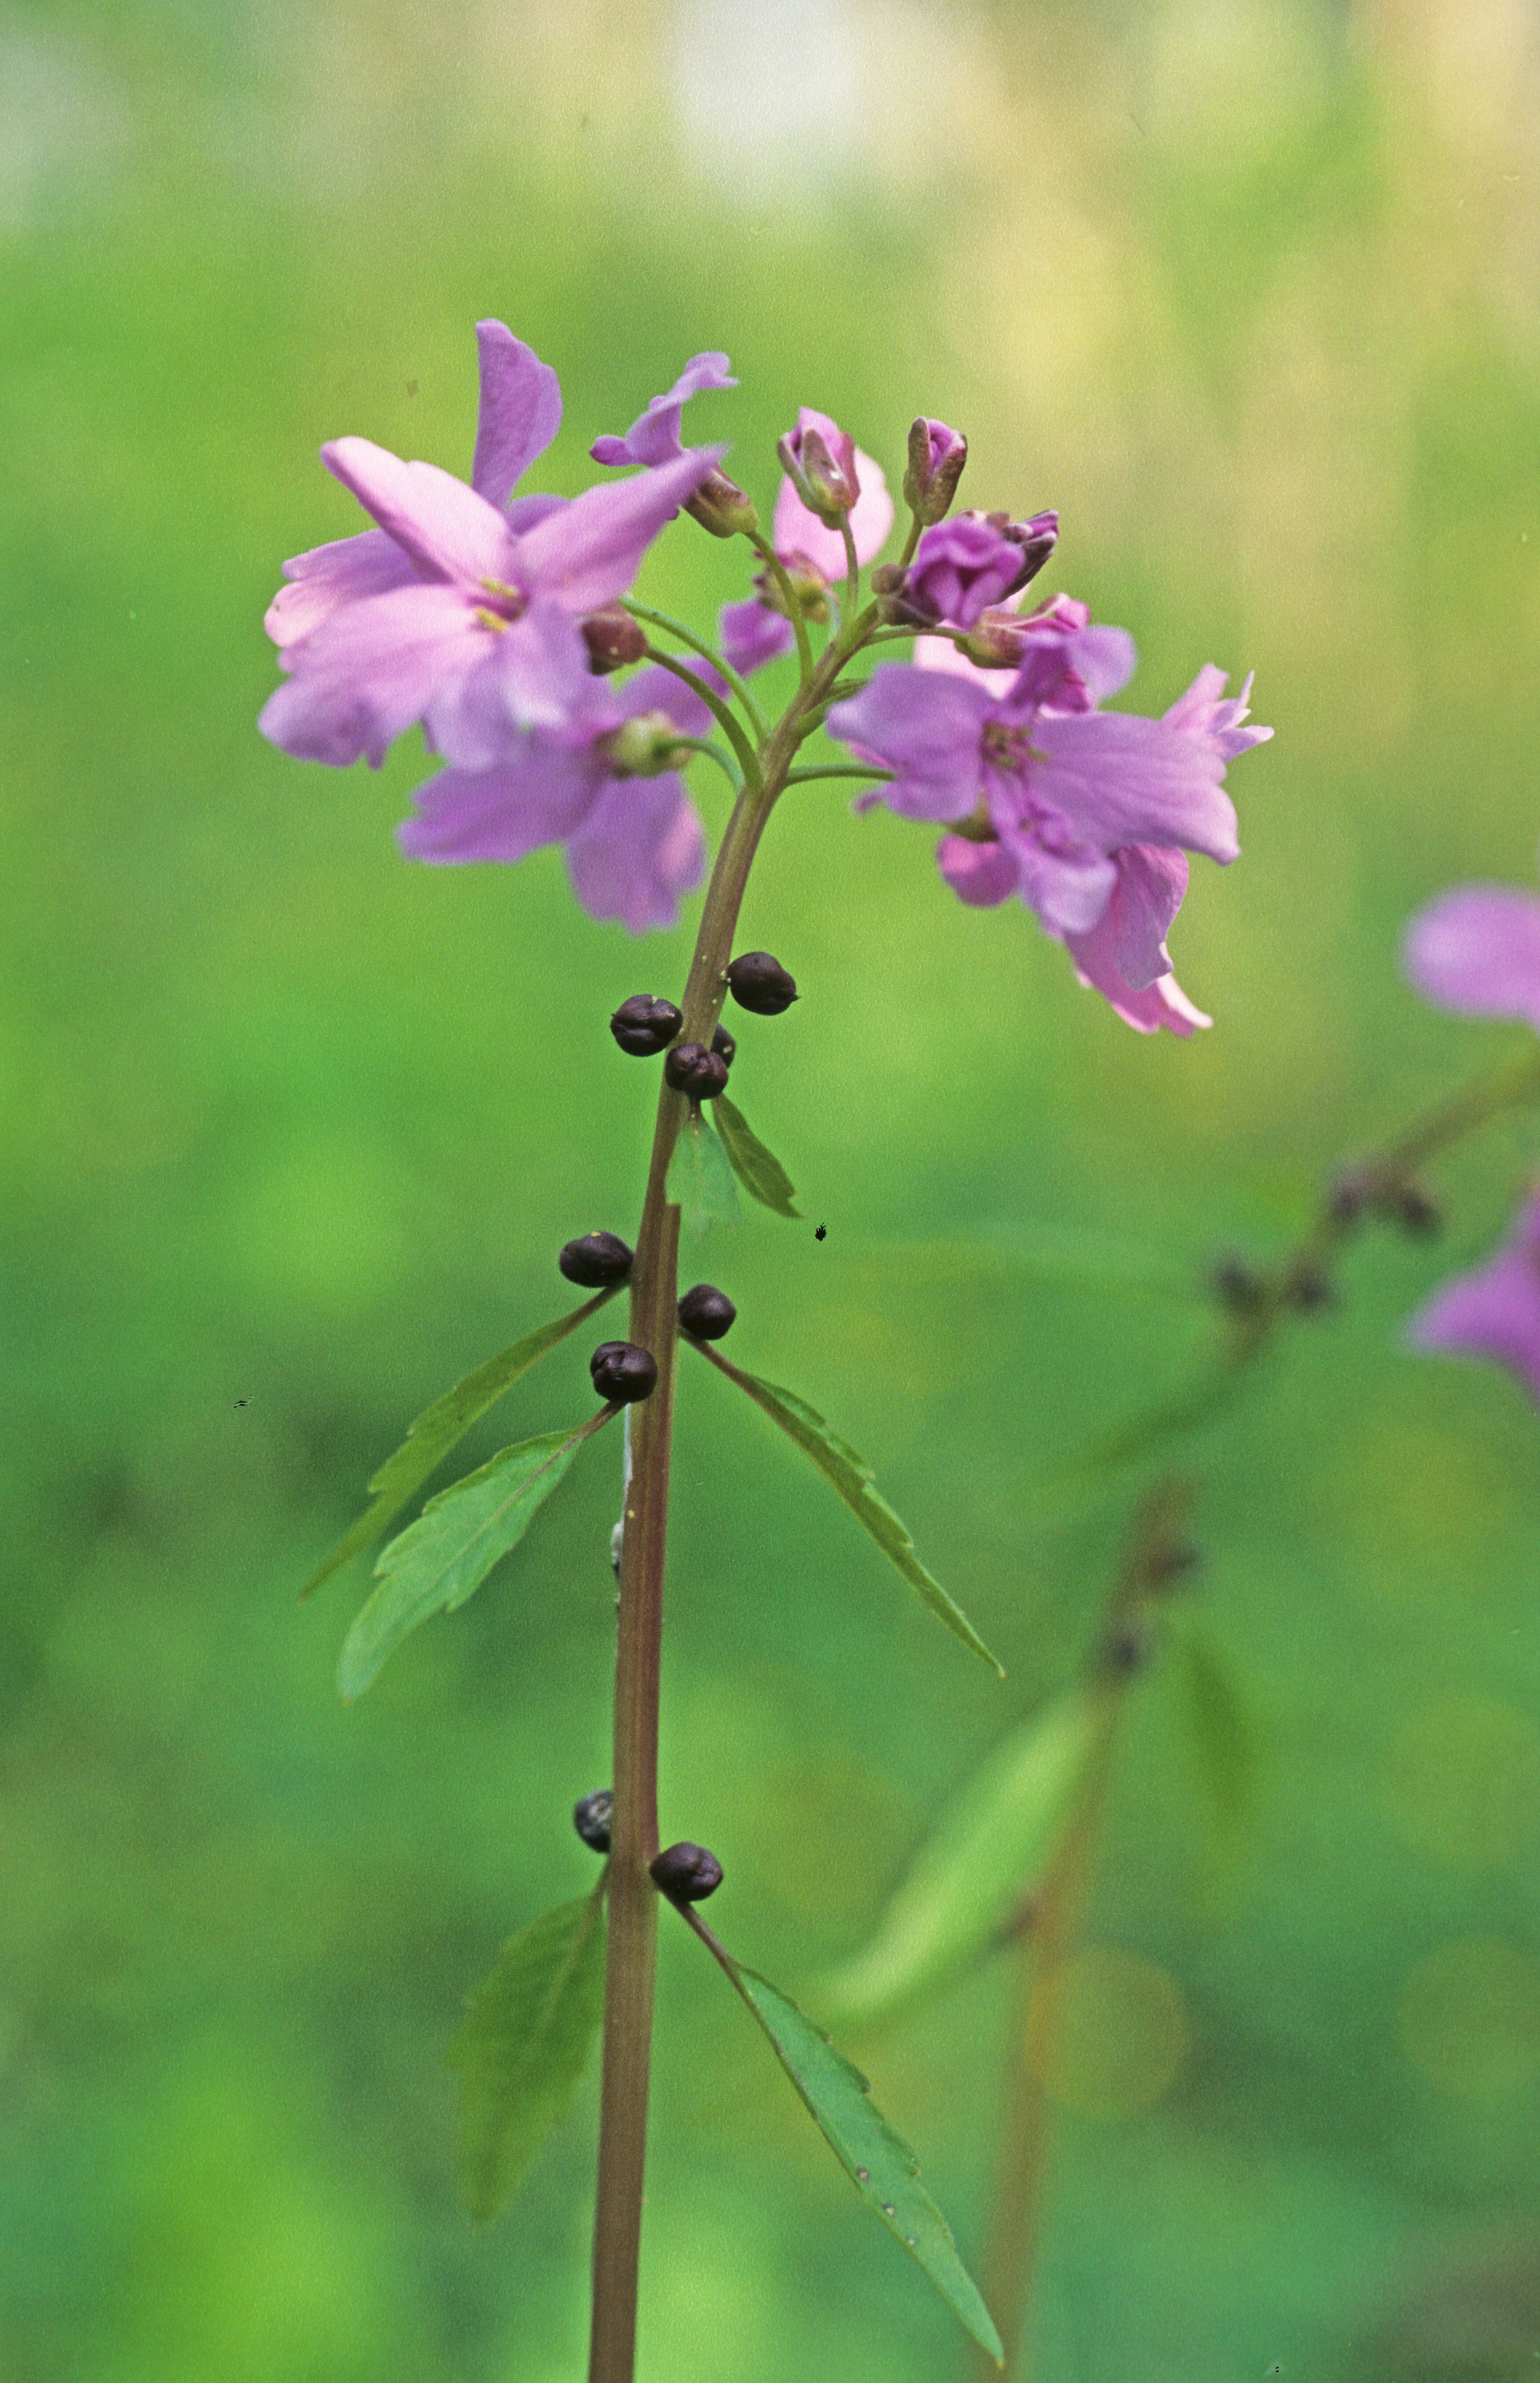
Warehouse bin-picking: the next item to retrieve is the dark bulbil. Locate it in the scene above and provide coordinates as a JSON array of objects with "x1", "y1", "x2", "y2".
[
  {"x1": 560, "y1": 1231, "x2": 634, "y2": 1288},
  {"x1": 573, "y1": 1789, "x2": 614, "y2": 1852},
  {"x1": 726, "y1": 951, "x2": 799, "y2": 1014},
  {"x1": 610, "y1": 994, "x2": 683, "y2": 1056},
  {"x1": 664, "y1": 1041, "x2": 729, "y2": 1099},
  {"x1": 650, "y1": 1841, "x2": 724, "y2": 1902},
  {"x1": 678, "y1": 1284, "x2": 736, "y2": 1341},
  {"x1": 590, "y1": 1341, "x2": 659, "y2": 1403},
  {"x1": 711, "y1": 1023, "x2": 736, "y2": 1068},
  {"x1": 581, "y1": 606, "x2": 648, "y2": 675}
]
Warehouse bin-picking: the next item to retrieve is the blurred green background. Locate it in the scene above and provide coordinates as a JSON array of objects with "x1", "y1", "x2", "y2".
[{"x1": 6, "y1": 0, "x2": 1540, "y2": 2375}]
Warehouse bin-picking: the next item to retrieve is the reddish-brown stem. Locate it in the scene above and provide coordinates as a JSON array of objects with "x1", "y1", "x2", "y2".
[{"x1": 587, "y1": 596, "x2": 877, "y2": 2383}]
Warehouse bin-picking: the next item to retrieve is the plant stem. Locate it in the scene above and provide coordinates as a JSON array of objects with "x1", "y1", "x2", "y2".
[
  {"x1": 587, "y1": 596, "x2": 880, "y2": 2383},
  {"x1": 969, "y1": 1764, "x2": 1112, "y2": 2383},
  {"x1": 970, "y1": 1486, "x2": 1193, "y2": 2381}
]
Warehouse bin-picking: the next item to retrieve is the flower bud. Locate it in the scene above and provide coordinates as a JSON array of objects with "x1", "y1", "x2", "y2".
[
  {"x1": 573, "y1": 1789, "x2": 613, "y2": 1852},
  {"x1": 590, "y1": 1340, "x2": 658, "y2": 1403},
  {"x1": 777, "y1": 409, "x2": 860, "y2": 526},
  {"x1": 756, "y1": 553, "x2": 831, "y2": 625},
  {"x1": 678, "y1": 1283, "x2": 737, "y2": 1340},
  {"x1": 581, "y1": 605, "x2": 648, "y2": 675},
  {"x1": 560, "y1": 1230, "x2": 634, "y2": 1287},
  {"x1": 602, "y1": 710, "x2": 693, "y2": 778},
  {"x1": 711, "y1": 1023, "x2": 736, "y2": 1068},
  {"x1": 664, "y1": 1041, "x2": 729, "y2": 1099},
  {"x1": 685, "y1": 468, "x2": 760, "y2": 539},
  {"x1": 903, "y1": 418, "x2": 969, "y2": 524},
  {"x1": 650, "y1": 1841, "x2": 724, "y2": 1902},
  {"x1": 1101, "y1": 1621, "x2": 1152, "y2": 1675},
  {"x1": 1283, "y1": 1255, "x2": 1335, "y2": 1312},
  {"x1": 892, "y1": 511, "x2": 1058, "y2": 634},
  {"x1": 1387, "y1": 1180, "x2": 1443, "y2": 1237},
  {"x1": 726, "y1": 950, "x2": 799, "y2": 1014},
  {"x1": 1211, "y1": 1255, "x2": 1266, "y2": 1316},
  {"x1": 957, "y1": 608, "x2": 1037, "y2": 669},
  {"x1": 610, "y1": 994, "x2": 683, "y2": 1056}
]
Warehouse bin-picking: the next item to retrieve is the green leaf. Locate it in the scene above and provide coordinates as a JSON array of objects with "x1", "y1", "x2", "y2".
[
  {"x1": 820, "y1": 1687, "x2": 1104, "y2": 2027},
  {"x1": 666, "y1": 1106, "x2": 740, "y2": 1239},
  {"x1": 713, "y1": 1094, "x2": 802, "y2": 1218},
  {"x1": 717, "y1": 1952, "x2": 1001, "y2": 2363},
  {"x1": 446, "y1": 1887, "x2": 607, "y2": 2221},
  {"x1": 692, "y1": 1347, "x2": 1001, "y2": 1672},
  {"x1": 301, "y1": 1292, "x2": 616, "y2": 1599},
  {"x1": 338, "y1": 1418, "x2": 605, "y2": 1699},
  {"x1": 1175, "y1": 1623, "x2": 1254, "y2": 1830}
]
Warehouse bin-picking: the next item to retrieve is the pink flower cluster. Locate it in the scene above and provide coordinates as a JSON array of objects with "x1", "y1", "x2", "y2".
[{"x1": 259, "y1": 321, "x2": 1271, "y2": 1025}]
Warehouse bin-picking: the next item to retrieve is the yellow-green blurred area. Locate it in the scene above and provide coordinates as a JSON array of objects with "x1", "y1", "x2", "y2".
[{"x1": 6, "y1": 0, "x2": 1540, "y2": 2375}]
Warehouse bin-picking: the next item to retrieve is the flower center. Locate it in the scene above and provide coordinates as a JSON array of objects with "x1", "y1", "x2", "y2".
[
  {"x1": 474, "y1": 576, "x2": 529, "y2": 632},
  {"x1": 980, "y1": 718, "x2": 1041, "y2": 775}
]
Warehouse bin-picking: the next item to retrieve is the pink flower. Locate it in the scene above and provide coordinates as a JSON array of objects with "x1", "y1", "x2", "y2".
[
  {"x1": 828, "y1": 610, "x2": 1270, "y2": 1035},
  {"x1": 396, "y1": 664, "x2": 711, "y2": 932},
  {"x1": 1409, "y1": 1190, "x2": 1540, "y2": 1406},
  {"x1": 260, "y1": 321, "x2": 723, "y2": 771},
  {"x1": 1404, "y1": 883, "x2": 1540, "y2": 1029}
]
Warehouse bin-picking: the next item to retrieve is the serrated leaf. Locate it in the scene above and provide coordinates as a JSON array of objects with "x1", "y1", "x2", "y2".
[
  {"x1": 666, "y1": 1107, "x2": 740, "y2": 1239},
  {"x1": 338, "y1": 1416, "x2": 606, "y2": 1699},
  {"x1": 714, "y1": 1094, "x2": 801, "y2": 1218},
  {"x1": 716, "y1": 1952, "x2": 1001, "y2": 2363},
  {"x1": 820, "y1": 1687, "x2": 1106, "y2": 2027},
  {"x1": 447, "y1": 1888, "x2": 607, "y2": 2220},
  {"x1": 1176, "y1": 1624, "x2": 1254, "y2": 1830},
  {"x1": 301, "y1": 1292, "x2": 617, "y2": 1599},
  {"x1": 692, "y1": 1346, "x2": 1000, "y2": 1672}
]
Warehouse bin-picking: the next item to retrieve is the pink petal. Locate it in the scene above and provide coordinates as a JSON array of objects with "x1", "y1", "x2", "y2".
[
  {"x1": 511, "y1": 446, "x2": 726, "y2": 616},
  {"x1": 565, "y1": 776, "x2": 706, "y2": 932},
  {"x1": 720, "y1": 599, "x2": 795, "y2": 678},
  {"x1": 1409, "y1": 1194, "x2": 1540, "y2": 1404},
  {"x1": 265, "y1": 527, "x2": 416, "y2": 651},
  {"x1": 1013, "y1": 838, "x2": 1119, "y2": 937},
  {"x1": 322, "y1": 437, "x2": 522, "y2": 587},
  {"x1": 772, "y1": 451, "x2": 893, "y2": 578},
  {"x1": 1031, "y1": 711, "x2": 1241, "y2": 865},
  {"x1": 1163, "y1": 664, "x2": 1272, "y2": 759},
  {"x1": 259, "y1": 583, "x2": 490, "y2": 767},
  {"x1": 398, "y1": 745, "x2": 599, "y2": 863},
  {"x1": 1404, "y1": 887, "x2": 1540, "y2": 1032},
  {"x1": 1078, "y1": 844, "x2": 1189, "y2": 992},
  {"x1": 828, "y1": 665, "x2": 992, "y2": 822},
  {"x1": 470, "y1": 321, "x2": 563, "y2": 506},
  {"x1": 590, "y1": 352, "x2": 736, "y2": 468},
  {"x1": 937, "y1": 834, "x2": 1021, "y2": 907},
  {"x1": 424, "y1": 606, "x2": 594, "y2": 766}
]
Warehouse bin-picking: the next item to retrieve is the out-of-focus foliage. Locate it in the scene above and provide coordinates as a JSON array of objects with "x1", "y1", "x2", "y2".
[{"x1": 5, "y1": 1, "x2": 1540, "y2": 2375}]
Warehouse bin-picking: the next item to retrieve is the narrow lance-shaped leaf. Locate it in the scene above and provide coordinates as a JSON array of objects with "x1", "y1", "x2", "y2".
[
  {"x1": 338, "y1": 1412, "x2": 613, "y2": 1699},
  {"x1": 301, "y1": 1289, "x2": 618, "y2": 1599},
  {"x1": 690, "y1": 1342, "x2": 1001, "y2": 1673},
  {"x1": 714, "y1": 1093, "x2": 801, "y2": 1219},
  {"x1": 675, "y1": 1907, "x2": 1002, "y2": 2365},
  {"x1": 666, "y1": 1106, "x2": 740, "y2": 1239},
  {"x1": 820, "y1": 1687, "x2": 1107, "y2": 2027},
  {"x1": 1175, "y1": 1622, "x2": 1254, "y2": 1831},
  {"x1": 447, "y1": 1884, "x2": 607, "y2": 2221}
]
